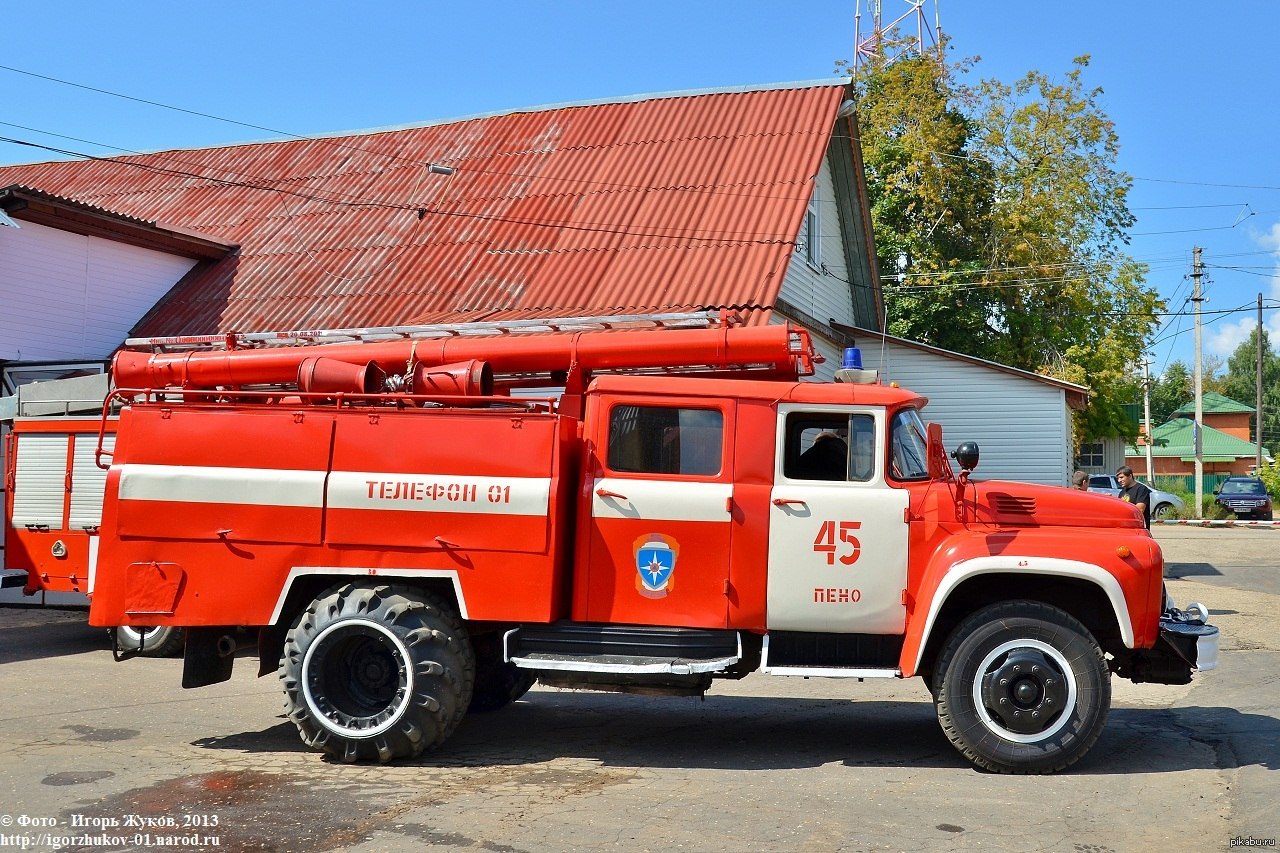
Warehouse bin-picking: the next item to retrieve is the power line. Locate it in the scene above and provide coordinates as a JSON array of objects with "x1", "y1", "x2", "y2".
[
  {"x1": 1133, "y1": 175, "x2": 1280, "y2": 192},
  {"x1": 0, "y1": 63, "x2": 831, "y2": 204}
]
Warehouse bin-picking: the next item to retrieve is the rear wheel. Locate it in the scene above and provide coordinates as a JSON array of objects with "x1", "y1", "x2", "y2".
[
  {"x1": 933, "y1": 600, "x2": 1110, "y2": 774},
  {"x1": 111, "y1": 625, "x2": 185, "y2": 658},
  {"x1": 281, "y1": 584, "x2": 474, "y2": 763}
]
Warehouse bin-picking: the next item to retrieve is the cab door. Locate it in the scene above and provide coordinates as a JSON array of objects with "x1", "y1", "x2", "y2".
[
  {"x1": 766, "y1": 405, "x2": 909, "y2": 634},
  {"x1": 581, "y1": 395, "x2": 735, "y2": 627}
]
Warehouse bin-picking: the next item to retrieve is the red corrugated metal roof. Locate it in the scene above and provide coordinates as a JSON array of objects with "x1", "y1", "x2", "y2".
[{"x1": 0, "y1": 83, "x2": 848, "y2": 336}]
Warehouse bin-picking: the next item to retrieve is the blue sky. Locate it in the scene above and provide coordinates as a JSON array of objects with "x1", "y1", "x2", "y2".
[{"x1": 2, "y1": 0, "x2": 1276, "y2": 376}]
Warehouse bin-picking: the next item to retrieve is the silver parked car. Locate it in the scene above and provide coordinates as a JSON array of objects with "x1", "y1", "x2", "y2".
[{"x1": 1088, "y1": 474, "x2": 1185, "y2": 519}]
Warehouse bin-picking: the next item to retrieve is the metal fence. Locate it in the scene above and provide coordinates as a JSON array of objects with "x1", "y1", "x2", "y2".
[{"x1": 1150, "y1": 474, "x2": 1234, "y2": 495}]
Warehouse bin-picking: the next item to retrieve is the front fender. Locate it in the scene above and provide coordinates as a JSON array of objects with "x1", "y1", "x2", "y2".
[{"x1": 900, "y1": 529, "x2": 1158, "y2": 677}]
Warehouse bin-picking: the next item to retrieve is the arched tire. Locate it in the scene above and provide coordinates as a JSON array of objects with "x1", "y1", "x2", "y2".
[
  {"x1": 1152, "y1": 502, "x2": 1174, "y2": 520},
  {"x1": 932, "y1": 600, "x2": 1110, "y2": 774},
  {"x1": 280, "y1": 584, "x2": 474, "y2": 763},
  {"x1": 469, "y1": 632, "x2": 536, "y2": 713},
  {"x1": 112, "y1": 625, "x2": 185, "y2": 658}
]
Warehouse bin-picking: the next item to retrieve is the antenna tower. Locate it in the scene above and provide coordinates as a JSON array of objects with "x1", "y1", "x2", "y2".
[{"x1": 853, "y1": 0, "x2": 944, "y2": 74}]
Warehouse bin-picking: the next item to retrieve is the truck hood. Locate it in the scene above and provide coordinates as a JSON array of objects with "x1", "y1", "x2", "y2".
[{"x1": 962, "y1": 479, "x2": 1146, "y2": 529}]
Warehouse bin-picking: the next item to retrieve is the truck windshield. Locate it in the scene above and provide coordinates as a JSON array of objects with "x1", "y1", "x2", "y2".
[{"x1": 890, "y1": 408, "x2": 930, "y2": 481}]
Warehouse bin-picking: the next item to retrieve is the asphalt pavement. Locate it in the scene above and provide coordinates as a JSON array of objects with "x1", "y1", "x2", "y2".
[{"x1": 0, "y1": 525, "x2": 1274, "y2": 852}]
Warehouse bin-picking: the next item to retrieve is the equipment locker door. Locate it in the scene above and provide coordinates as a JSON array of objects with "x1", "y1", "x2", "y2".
[
  {"x1": 766, "y1": 405, "x2": 909, "y2": 634},
  {"x1": 582, "y1": 395, "x2": 735, "y2": 627}
]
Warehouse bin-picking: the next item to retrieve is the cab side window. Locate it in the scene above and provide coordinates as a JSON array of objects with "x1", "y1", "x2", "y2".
[
  {"x1": 783, "y1": 413, "x2": 875, "y2": 482},
  {"x1": 607, "y1": 405, "x2": 724, "y2": 476}
]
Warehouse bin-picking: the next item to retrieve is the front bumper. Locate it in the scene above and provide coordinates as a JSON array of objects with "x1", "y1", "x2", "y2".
[
  {"x1": 1113, "y1": 604, "x2": 1219, "y2": 685},
  {"x1": 1160, "y1": 609, "x2": 1219, "y2": 672}
]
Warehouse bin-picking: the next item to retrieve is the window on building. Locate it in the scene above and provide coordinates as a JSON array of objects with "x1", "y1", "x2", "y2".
[
  {"x1": 1078, "y1": 442, "x2": 1104, "y2": 469},
  {"x1": 2, "y1": 362, "x2": 106, "y2": 396},
  {"x1": 803, "y1": 191, "x2": 821, "y2": 268},
  {"x1": 607, "y1": 405, "x2": 724, "y2": 477}
]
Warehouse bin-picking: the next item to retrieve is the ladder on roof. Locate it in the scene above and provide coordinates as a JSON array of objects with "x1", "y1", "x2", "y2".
[{"x1": 124, "y1": 310, "x2": 737, "y2": 352}]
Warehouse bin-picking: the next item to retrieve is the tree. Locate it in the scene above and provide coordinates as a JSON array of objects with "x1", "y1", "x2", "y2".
[
  {"x1": 1149, "y1": 361, "x2": 1192, "y2": 426},
  {"x1": 844, "y1": 46, "x2": 1165, "y2": 440},
  {"x1": 845, "y1": 48, "x2": 997, "y2": 356}
]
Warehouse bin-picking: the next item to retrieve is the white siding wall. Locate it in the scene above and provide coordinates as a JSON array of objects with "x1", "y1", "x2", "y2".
[
  {"x1": 873, "y1": 340, "x2": 1073, "y2": 485},
  {"x1": 778, "y1": 155, "x2": 852, "y2": 331},
  {"x1": 0, "y1": 220, "x2": 197, "y2": 361}
]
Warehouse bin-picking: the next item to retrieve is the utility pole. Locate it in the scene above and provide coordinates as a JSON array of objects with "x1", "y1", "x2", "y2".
[
  {"x1": 1259, "y1": 293, "x2": 1265, "y2": 473},
  {"x1": 1142, "y1": 359, "x2": 1155, "y2": 482},
  {"x1": 1192, "y1": 247, "x2": 1205, "y2": 514}
]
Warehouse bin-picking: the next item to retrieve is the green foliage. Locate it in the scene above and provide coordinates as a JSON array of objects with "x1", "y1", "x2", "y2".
[
  {"x1": 843, "y1": 43, "x2": 1164, "y2": 441},
  {"x1": 1200, "y1": 495, "x2": 1233, "y2": 521},
  {"x1": 1258, "y1": 462, "x2": 1280, "y2": 500},
  {"x1": 1149, "y1": 361, "x2": 1191, "y2": 426}
]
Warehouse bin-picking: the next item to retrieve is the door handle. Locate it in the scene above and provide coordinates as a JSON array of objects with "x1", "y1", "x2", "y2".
[
  {"x1": 596, "y1": 488, "x2": 628, "y2": 500},
  {"x1": 772, "y1": 497, "x2": 807, "y2": 507}
]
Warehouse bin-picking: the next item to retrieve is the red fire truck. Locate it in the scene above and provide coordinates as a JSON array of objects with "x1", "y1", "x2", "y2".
[
  {"x1": 70, "y1": 312, "x2": 1216, "y2": 773},
  {"x1": 1, "y1": 381, "x2": 182, "y2": 655}
]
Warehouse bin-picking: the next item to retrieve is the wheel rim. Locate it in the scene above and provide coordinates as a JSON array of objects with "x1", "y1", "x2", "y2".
[
  {"x1": 972, "y1": 639, "x2": 1077, "y2": 744},
  {"x1": 117, "y1": 625, "x2": 160, "y2": 646},
  {"x1": 301, "y1": 620, "x2": 414, "y2": 738}
]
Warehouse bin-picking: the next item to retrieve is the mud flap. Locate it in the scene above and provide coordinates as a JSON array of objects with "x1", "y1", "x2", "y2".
[{"x1": 181, "y1": 627, "x2": 238, "y2": 688}]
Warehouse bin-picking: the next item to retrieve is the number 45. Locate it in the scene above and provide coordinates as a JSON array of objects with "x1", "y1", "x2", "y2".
[{"x1": 814, "y1": 520, "x2": 861, "y2": 566}]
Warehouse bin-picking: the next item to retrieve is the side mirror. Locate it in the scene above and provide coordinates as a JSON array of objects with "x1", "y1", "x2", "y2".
[
  {"x1": 951, "y1": 441, "x2": 979, "y2": 471},
  {"x1": 926, "y1": 422, "x2": 948, "y2": 479}
]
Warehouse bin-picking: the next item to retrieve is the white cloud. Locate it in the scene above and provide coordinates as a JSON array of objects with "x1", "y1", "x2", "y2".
[
  {"x1": 1203, "y1": 221, "x2": 1280, "y2": 359},
  {"x1": 1261, "y1": 222, "x2": 1280, "y2": 253},
  {"x1": 1206, "y1": 317, "x2": 1255, "y2": 357}
]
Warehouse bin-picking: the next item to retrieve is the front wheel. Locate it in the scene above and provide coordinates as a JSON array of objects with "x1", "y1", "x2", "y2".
[
  {"x1": 933, "y1": 600, "x2": 1110, "y2": 774},
  {"x1": 1152, "y1": 502, "x2": 1175, "y2": 520},
  {"x1": 280, "y1": 584, "x2": 474, "y2": 763}
]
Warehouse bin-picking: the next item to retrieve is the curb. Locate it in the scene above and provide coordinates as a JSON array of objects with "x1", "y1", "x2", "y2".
[{"x1": 1155, "y1": 518, "x2": 1277, "y2": 528}]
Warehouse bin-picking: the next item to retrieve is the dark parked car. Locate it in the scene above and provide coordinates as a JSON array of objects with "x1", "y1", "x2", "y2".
[{"x1": 1214, "y1": 477, "x2": 1274, "y2": 520}]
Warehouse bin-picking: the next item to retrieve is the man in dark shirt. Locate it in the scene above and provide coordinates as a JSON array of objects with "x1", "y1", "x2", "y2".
[{"x1": 1116, "y1": 466, "x2": 1152, "y2": 528}]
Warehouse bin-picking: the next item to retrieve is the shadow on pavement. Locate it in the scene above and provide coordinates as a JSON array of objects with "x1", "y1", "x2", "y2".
[
  {"x1": 193, "y1": 721, "x2": 307, "y2": 754},
  {"x1": 0, "y1": 612, "x2": 109, "y2": 664},
  {"x1": 191, "y1": 690, "x2": 1280, "y2": 775},
  {"x1": 1166, "y1": 561, "x2": 1224, "y2": 578}
]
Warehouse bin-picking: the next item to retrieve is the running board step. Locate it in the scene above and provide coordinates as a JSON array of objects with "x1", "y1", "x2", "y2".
[
  {"x1": 1, "y1": 569, "x2": 28, "y2": 590},
  {"x1": 761, "y1": 665, "x2": 900, "y2": 679},
  {"x1": 505, "y1": 623, "x2": 741, "y2": 675}
]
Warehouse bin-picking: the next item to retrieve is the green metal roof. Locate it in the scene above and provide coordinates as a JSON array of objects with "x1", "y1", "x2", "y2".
[
  {"x1": 1173, "y1": 392, "x2": 1254, "y2": 415},
  {"x1": 1126, "y1": 417, "x2": 1271, "y2": 460}
]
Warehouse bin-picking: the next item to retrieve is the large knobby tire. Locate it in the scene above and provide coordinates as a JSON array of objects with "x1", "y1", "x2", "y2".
[
  {"x1": 469, "y1": 632, "x2": 536, "y2": 714},
  {"x1": 280, "y1": 584, "x2": 474, "y2": 763},
  {"x1": 112, "y1": 625, "x2": 185, "y2": 658},
  {"x1": 933, "y1": 600, "x2": 1110, "y2": 774}
]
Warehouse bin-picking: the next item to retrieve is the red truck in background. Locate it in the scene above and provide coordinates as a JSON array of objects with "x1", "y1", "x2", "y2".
[
  {"x1": 1, "y1": 381, "x2": 181, "y2": 656},
  {"x1": 30, "y1": 311, "x2": 1218, "y2": 773}
]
